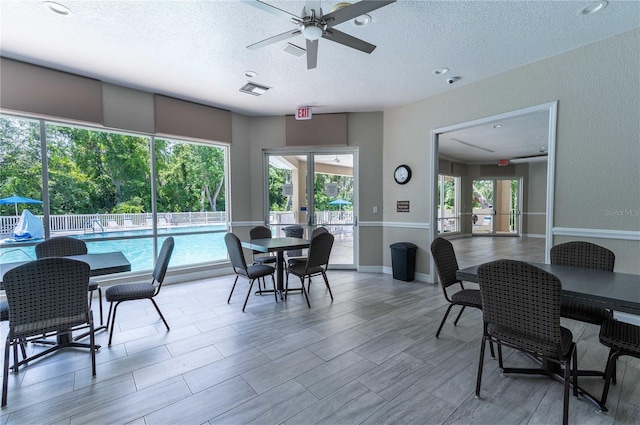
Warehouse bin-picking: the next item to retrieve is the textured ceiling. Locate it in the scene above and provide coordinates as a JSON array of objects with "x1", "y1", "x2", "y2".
[
  {"x1": 1, "y1": 0, "x2": 638, "y2": 163},
  {"x1": 1, "y1": 0, "x2": 638, "y2": 118}
]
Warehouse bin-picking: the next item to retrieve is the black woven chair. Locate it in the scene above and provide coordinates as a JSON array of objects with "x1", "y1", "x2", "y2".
[
  {"x1": 2, "y1": 258, "x2": 96, "y2": 407},
  {"x1": 430, "y1": 237, "x2": 486, "y2": 338},
  {"x1": 225, "y1": 232, "x2": 277, "y2": 312},
  {"x1": 35, "y1": 236, "x2": 105, "y2": 329},
  {"x1": 287, "y1": 226, "x2": 328, "y2": 267},
  {"x1": 475, "y1": 260, "x2": 578, "y2": 425},
  {"x1": 550, "y1": 241, "x2": 615, "y2": 325},
  {"x1": 249, "y1": 226, "x2": 277, "y2": 266},
  {"x1": 249, "y1": 226, "x2": 277, "y2": 292},
  {"x1": 105, "y1": 237, "x2": 174, "y2": 346},
  {"x1": 0, "y1": 300, "x2": 27, "y2": 361},
  {"x1": 285, "y1": 231, "x2": 334, "y2": 308},
  {"x1": 551, "y1": 241, "x2": 615, "y2": 378},
  {"x1": 598, "y1": 319, "x2": 640, "y2": 407}
]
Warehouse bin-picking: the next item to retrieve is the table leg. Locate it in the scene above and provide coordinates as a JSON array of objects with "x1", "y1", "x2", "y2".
[
  {"x1": 531, "y1": 356, "x2": 607, "y2": 412},
  {"x1": 276, "y1": 251, "x2": 285, "y2": 291}
]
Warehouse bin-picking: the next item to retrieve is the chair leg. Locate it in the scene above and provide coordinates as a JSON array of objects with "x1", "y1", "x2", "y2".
[
  {"x1": 453, "y1": 306, "x2": 466, "y2": 326},
  {"x1": 600, "y1": 350, "x2": 620, "y2": 406},
  {"x1": 2, "y1": 336, "x2": 10, "y2": 407},
  {"x1": 271, "y1": 275, "x2": 277, "y2": 303},
  {"x1": 572, "y1": 344, "x2": 578, "y2": 398},
  {"x1": 498, "y1": 343, "x2": 504, "y2": 370},
  {"x1": 475, "y1": 335, "x2": 487, "y2": 397},
  {"x1": 562, "y1": 350, "x2": 572, "y2": 425},
  {"x1": 89, "y1": 312, "x2": 96, "y2": 376},
  {"x1": 227, "y1": 276, "x2": 239, "y2": 304},
  {"x1": 436, "y1": 304, "x2": 455, "y2": 338},
  {"x1": 107, "y1": 301, "x2": 120, "y2": 346},
  {"x1": 285, "y1": 273, "x2": 290, "y2": 301},
  {"x1": 300, "y1": 276, "x2": 311, "y2": 308},
  {"x1": 488, "y1": 340, "x2": 495, "y2": 359},
  {"x1": 322, "y1": 272, "x2": 333, "y2": 301},
  {"x1": 242, "y1": 279, "x2": 256, "y2": 312},
  {"x1": 97, "y1": 287, "x2": 104, "y2": 327},
  {"x1": 149, "y1": 298, "x2": 170, "y2": 331}
]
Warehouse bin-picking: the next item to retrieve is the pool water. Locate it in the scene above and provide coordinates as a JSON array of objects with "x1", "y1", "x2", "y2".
[{"x1": 0, "y1": 226, "x2": 228, "y2": 272}]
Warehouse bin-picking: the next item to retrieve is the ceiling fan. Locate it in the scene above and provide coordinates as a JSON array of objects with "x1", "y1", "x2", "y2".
[{"x1": 241, "y1": 0, "x2": 397, "y2": 69}]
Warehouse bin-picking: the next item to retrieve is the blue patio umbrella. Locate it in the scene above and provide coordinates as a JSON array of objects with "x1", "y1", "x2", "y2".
[
  {"x1": 328, "y1": 199, "x2": 351, "y2": 206},
  {"x1": 0, "y1": 195, "x2": 43, "y2": 215}
]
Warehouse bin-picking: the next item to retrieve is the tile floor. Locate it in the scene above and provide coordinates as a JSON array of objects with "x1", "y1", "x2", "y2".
[{"x1": 1, "y1": 237, "x2": 638, "y2": 424}]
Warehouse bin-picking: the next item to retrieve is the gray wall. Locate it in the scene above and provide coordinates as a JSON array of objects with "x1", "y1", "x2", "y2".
[{"x1": 383, "y1": 29, "x2": 640, "y2": 275}]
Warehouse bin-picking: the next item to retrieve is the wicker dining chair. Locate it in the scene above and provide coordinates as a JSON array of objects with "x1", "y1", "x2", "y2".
[
  {"x1": 35, "y1": 236, "x2": 105, "y2": 329},
  {"x1": 287, "y1": 226, "x2": 328, "y2": 268},
  {"x1": 550, "y1": 241, "x2": 615, "y2": 325},
  {"x1": 285, "y1": 231, "x2": 334, "y2": 308},
  {"x1": 598, "y1": 319, "x2": 640, "y2": 407},
  {"x1": 476, "y1": 260, "x2": 578, "y2": 425},
  {"x1": 225, "y1": 232, "x2": 277, "y2": 312},
  {"x1": 0, "y1": 301, "x2": 27, "y2": 361},
  {"x1": 105, "y1": 237, "x2": 174, "y2": 346},
  {"x1": 430, "y1": 238, "x2": 486, "y2": 337},
  {"x1": 551, "y1": 241, "x2": 615, "y2": 378},
  {"x1": 249, "y1": 225, "x2": 277, "y2": 292},
  {"x1": 2, "y1": 258, "x2": 96, "y2": 407}
]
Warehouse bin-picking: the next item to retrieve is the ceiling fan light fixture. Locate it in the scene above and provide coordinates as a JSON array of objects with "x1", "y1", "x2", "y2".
[
  {"x1": 354, "y1": 14, "x2": 371, "y2": 26},
  {"x1": 43, "y1": 1, "x2": 71, "y2": 16},
  {"x1": 578, "y1": 1, "x2": 608, "y2": 15},
  {"x1": 301, "y1": 23, "x2": 323, "y2": 40}
]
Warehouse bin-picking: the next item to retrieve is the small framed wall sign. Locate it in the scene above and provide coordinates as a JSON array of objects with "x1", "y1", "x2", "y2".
[{"x1": 397, "y1": 201, "x2": 410, "y2": 212}]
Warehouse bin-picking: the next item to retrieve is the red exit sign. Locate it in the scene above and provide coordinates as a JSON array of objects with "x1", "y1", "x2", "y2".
[{"x1": 296, "y1": 106, "x2": 312, "y2": 120}]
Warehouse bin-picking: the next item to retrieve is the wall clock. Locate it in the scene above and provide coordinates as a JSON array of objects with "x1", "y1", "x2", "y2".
[{"x1": 394, "y1": 165, "x2": 412, "y2": 184}]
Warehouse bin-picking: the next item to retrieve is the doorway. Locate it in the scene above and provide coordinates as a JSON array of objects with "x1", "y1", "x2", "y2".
[
  {"x1": 472, "y1": 178, "x2": 521, "y2": 236},
  {"x1": 430, "y1": 101, "x2": 558, "y2": 269},
  {"x1": 264, "y1": 150, "x2": 357, "y2": 268}
]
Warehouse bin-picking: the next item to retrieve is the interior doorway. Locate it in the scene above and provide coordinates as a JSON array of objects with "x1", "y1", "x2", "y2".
[{"x1": 430, "y1": 101, "x2": 558, "y2": 271}]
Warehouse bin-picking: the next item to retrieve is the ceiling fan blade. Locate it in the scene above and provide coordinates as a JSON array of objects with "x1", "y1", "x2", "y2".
[
  {"x1": 322, "y1": 28, "x2": 376, "y2": 53},
  {"x1": 247, "y1": 29, "x2": 301, "y2": 50},
  {"x1": 241, "y1": 0, "x2": 301, "y2": 22},
  {"x1": 324, "y1": 0, "x2": 396, "y2": 28},
  {"x1": 306, "y1": 39, "x2": 319, "y2": 69}
]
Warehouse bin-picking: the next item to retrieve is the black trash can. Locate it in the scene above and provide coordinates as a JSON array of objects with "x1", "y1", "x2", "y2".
[
  {"x1": 283, "y1": 225, "x2": 304, "y2": 256},
  {"x1": 390, "y1": 242, "x2": 417, "y2": 281}
]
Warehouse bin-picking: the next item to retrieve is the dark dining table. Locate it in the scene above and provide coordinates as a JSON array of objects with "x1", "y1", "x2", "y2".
[
  {"x1": 241, "y1": 237, "x2": 310, "y2": 293},
  {"x1": 0, "y1": 251, "x2": 131, "y2": 284},
  {"x1": 456, "y1": 261, "x2": 640, "y2": 412},
  {"x1": 1, "y1": 252, "x2": 131, "y2": 349}
]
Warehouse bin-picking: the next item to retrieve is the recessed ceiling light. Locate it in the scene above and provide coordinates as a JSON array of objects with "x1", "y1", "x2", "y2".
[
  {"x1": 578, "y1": 1, "x2": 608, "y2": 15},
  {"x1": 244, "y1": 71, "x2": 257, "y2": 79},
  {"x1": 354, "y1": 14, "x2": 371, "y2": 26},
  {"x1": 433, "y1": 68, "x2": 449, "y2": 75},
  {"x1": 492, "y1": 124, "x2": 502, "y2": 129},
  {"x1": 43, "y1": 1, "x2": 72, "y2": 16}
]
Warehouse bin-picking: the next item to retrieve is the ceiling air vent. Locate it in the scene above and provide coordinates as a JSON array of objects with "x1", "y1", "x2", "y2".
[
  {"x1": 240, "y1": 82, "x2": 270, "y2": 96},
  {"x1": 282, "y1": 43, "x2": 306, "y2": 58}
]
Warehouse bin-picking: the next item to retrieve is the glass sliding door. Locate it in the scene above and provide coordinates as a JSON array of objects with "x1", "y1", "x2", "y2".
[
  {"x1": 265, "y1": 150, "x2": 356, "y2": 268},
  {"x1": 313, "y1": 153, "x2": 355, "y2": 266},
  {"x1": 472, "y1": 178, "x2": 520, "y2": 236},
  {"x1": 437, "y1": 174, "x2": 460, "y2": 233}
]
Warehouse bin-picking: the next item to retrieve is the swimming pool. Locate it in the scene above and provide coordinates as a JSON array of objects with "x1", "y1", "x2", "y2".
[{"x1": 0, "y1": 225, "x2": 229, "y2": 272}]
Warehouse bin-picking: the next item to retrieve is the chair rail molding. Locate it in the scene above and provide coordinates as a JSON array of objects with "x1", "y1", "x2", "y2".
[{"x1": 553, "y1": 227, "x2": 640, "y2": 241}]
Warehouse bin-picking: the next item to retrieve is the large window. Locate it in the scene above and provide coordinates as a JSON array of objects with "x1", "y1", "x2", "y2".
[
  {"x1": 0, "y1": 114, "x2": 229, "y2": 271},
  {"x1": 437, "y1": 174, "x2": 460, "y2": 233}
]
